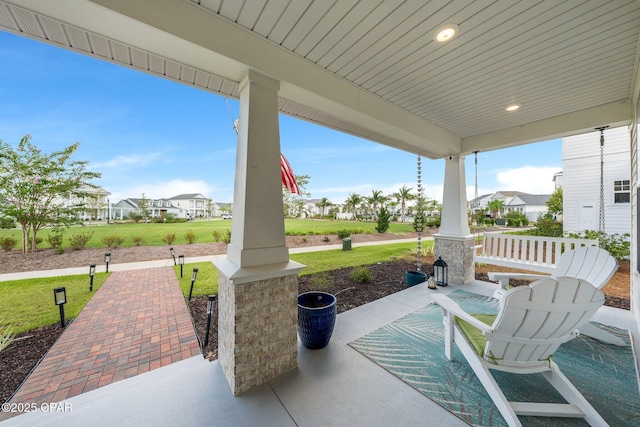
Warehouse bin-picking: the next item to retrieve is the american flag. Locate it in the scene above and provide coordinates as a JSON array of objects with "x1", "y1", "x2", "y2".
[
  {"x1": 231, "y1": 117, "x2": 299, "y2": 194},
  {"x1": 280, "y1": 153, "x2": 300, "y2": 194}
]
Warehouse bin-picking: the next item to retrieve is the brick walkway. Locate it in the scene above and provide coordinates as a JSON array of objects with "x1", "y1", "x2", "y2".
[{"x1": 1, "y1": 267, "x2": 201, "y2": 420}]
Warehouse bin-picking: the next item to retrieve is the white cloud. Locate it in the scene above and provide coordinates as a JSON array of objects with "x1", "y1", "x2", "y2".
[
  {"x1": 93, "y1": 151, "x2": 167, "y2": 169},
  {"x1": 495, "y1": 166, "x2": 559, "y2": 194}
]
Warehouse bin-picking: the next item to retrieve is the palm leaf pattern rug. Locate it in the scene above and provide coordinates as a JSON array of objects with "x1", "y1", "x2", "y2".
[{"x1": 349, "y1": 290, "x2": 640, "y2": 426}]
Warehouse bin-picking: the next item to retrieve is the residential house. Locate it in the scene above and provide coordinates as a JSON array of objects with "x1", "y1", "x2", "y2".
[
  {"x1": 562, "y1": 126, "x2": 630, "y2": 235},
  {"x1": 213, "y1": 202, "x2": 232, "y2": 218},
  {"x1": 169, "y1": 193, "x2": 209, "y2": 219},
  {"x1": 112, "y1": 197, "x2": 186, "y2": 220},
  {"x1": 505, "y1": 194, "x2": 550, "y2": 222},
  {"x1": 65, "y1": 185, "x2": 111, "y2": 221}
]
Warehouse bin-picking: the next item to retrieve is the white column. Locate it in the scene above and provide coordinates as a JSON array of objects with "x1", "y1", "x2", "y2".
[
  {"x1": 226, "y1": 70, "x2": 289, "y2": 268},
  {"x1": 434, "y1": 154, "x2": 475, "y2": 284},
  {"x1": 213, "y1": 70, "x2": 303, "y2": 396},
  {"x1": 439, "y1": 154, "x2": 470, "y2": 237}
]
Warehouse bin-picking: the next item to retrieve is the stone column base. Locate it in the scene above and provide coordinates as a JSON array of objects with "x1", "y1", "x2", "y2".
[
  {"x1": 215, "y1": 259, "x2": 303, "y2": 395},
  {"x1": 434, "y1": 235, "x2": 475, "y2": 285}
]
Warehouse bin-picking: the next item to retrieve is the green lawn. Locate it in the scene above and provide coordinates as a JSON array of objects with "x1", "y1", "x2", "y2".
[
  {"x1": 0, "y1": 219, "x2": 415, "y2": 250},
  {"x1": 0, "y1": 240, "x2": 424, "y2": 335},
  {"x1": 0, "y1": 273, "x2": 109, "y2": 334}
]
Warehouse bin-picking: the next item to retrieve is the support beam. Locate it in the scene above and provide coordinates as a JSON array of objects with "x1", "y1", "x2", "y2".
[
  {"x1": 213, "y1": 70, "x2": 303, "y2": 395},
  {"x1": 435, "y1": 155, "x2": 475, "y2": 284}
]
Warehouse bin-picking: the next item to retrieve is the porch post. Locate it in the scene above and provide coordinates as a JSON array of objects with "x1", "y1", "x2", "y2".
[
  {"x1": 434, "y1": 155, "x2": 475, "y2": 284},
  {"x1": 213, "y1": 69, "x2": 303, "y2": 396}
]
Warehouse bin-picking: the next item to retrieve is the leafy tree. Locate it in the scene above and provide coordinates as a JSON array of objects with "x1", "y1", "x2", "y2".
[
  {"x1": 547, "y1": 188, "x2": 563, "y2": 216},
  {"x1": 283, "y1": 174, "x2": 309, "y2": 218},
  {"x1": 315, "y1": 197, "x2": 332, "y2": 217},
  {"x1": 0, "y1": 135, "x2": 100, "y2": 253},
  {"x1": 137, "y1": 193, "x2": 151, "y2": 223},
  {"x1": 392, "y1": 185, "x2": 414, "y2": 222}
]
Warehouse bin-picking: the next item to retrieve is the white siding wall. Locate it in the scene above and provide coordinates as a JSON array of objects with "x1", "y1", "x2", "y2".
[{"x1": 563, "y1": 126, "x2": 631, "y2": 235}]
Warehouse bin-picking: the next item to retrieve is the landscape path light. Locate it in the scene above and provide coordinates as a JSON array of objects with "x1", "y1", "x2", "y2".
[
  {"x1": 54, "y1": 287, "x2": 67, "y2": 328},
  {"x1": 104, "y1": 253, "x2": 111, "y2": 273},
  {"x1": 170, "y1": 247, "x2": 176, "y2": 265},
  {"x1": 89, "y1": 264, "x2": 96, "y2": 291},
  {"x1": 188, "y1": 267, "x2": 199, "y2": 302},
  {"x1": 178, "y1": 255, "x2": 185, "y2": 278},
  {"x1": 204, "y1": 294, "x2": 216, "y2": 346}
]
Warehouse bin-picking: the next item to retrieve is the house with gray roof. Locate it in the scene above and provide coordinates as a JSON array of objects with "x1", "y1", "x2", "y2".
[{"x1": 506, "y1": 194, "x2": 551, "y2": 222}]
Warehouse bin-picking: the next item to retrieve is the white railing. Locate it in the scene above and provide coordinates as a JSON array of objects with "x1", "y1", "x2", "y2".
[{"x1": 474, "y1": 232, "x2": 599, "y2": 273}]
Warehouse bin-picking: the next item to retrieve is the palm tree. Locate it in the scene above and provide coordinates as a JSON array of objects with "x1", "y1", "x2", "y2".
[
  {"x1": 487, "y1": 199, "x2": 505, "y2": 218},
  {"x1": 344, "y1": 193, "x2": 362, "y2": 220},
  {"x1": 392, "y1": 185, "x2": 414, "y2": 222},
  {"x1": 315, "y1": 197, "x2": 332, "y2": 217},
  {"x1": 369, "y1": 189, "x2": 387, "y2": 219}
]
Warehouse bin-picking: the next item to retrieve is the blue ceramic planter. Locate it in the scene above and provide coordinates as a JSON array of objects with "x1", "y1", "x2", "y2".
[
  {"x1": 298, "y1": 292, "x2": 337, "y2": 349},
  {"x1": 406, "y1": 270, "x2": 427, "y2": 287}
]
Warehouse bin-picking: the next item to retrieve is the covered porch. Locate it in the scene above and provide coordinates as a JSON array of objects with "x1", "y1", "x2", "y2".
[
  {"x1": 3, "y1": 276, "x2": 637, "y2": 426},
  {"x1": 1, "y1": 0, "x2": 639, "y2": 408}
]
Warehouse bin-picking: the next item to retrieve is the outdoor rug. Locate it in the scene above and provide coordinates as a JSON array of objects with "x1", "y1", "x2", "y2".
[{"x1": 349, "y1": 290, "x2": 640, "y2": 426}]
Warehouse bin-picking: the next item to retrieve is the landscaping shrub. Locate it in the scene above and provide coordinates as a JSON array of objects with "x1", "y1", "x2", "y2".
[
  {"x1": 222, "y1": 229, "x2": 231, "y2": 244},
  {"x1": 535, "y1": 212, "x2": 562, "y2": 237},
  {"x1": 132, "y1": 236, "x2": 146, "y2": 246},
  {"x1": 350, "y1": 267, "x2": 373, "y2": 283},
  {"x1": 337, "y1": 229, "x2": 351, "y2": 239},
  {"x1": 0, "y1": 234, "x2": 17, "y2": 251},
  {"x1": 184, "y1": 229, "x2": 197, "y2": 244},
  {"x1": 505, "y1": 211, "x2": 528, "y2": 227},
  {"x1": 0, "y1": 322, "x2": 15, "y2": 352},
  {"x1": 212, "y1": 230, "x2": 221, "y2": 242},
  {"x1": 102, "y1": 235, "x2": 126, "y2": 248},
  {"x1": 68, "y1": 231, "x2": 94, "y2": 250},
  {"x1": 565, "y1": 230, "x2": 630, "y2": 260},
  {"x1": 0, "y1": 217, "x2": 16, "y2": 229},
  {"x1": 46, "y1": 229, "x2": 64, "y2": 250},
  {"x1": 322, "y1": 235, "x2": 330, "y2": 242},
  {"x1": 375, "y1": 206, "x2": 391, "y2": 233},
  {"x1": 425, "y1": 216, "x2": 441, "y2": 228},
  {"x1": 307, "y1": 272, "x2": 333, "y2": 292},
  {"x1": 161, "y1": 232, "x2": 176, "y2": 245}
]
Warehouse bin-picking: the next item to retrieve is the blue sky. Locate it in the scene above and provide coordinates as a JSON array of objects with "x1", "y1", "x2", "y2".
[{"x1": 0, "y1": 31, "x2": 562, "y2": 205}]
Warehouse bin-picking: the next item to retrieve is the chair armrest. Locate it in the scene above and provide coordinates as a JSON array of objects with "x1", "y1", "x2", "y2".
[
  {"x1": 431, "y1": 294, "x2": 492, "y2": 333},
  {"x1": 487, "y1": 272, "x2": 549, "y2": 288}
]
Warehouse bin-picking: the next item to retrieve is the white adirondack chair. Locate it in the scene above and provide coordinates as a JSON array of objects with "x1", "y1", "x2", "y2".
[
  {"x1": 488, "y1": 246, "x2": 622, "y2": 346},
  {"x1": 432, "y1": 278, "x2": 608, "y2": 427}
]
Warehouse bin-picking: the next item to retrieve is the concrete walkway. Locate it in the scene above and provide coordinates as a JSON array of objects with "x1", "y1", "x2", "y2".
[{"x1": 0, "y1": 267, "x2": 201, "y2": 422}]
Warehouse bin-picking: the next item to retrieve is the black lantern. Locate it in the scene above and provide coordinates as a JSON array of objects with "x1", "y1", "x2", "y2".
[
  {"x1": 178, "y1": 255, "x2": 185, "y2": 278},
  {"x1": 170, "y1": 247, "x2": 176, "y2": 265},
  {"x1": 104, "y1": 253, "x2": 111, "y2": 273},
  {"x1": 89, "y1": 264, "x2": 96, "y2": 291},
  {"x1": 54, "y1": 287, "x2": 67, "y2": 328},
  {"x1": 188, "y1": 267, "x2": 199, "y2": 302},
  {"x1": 204, "y1": 294, "x2": 216, "y2": 346},
  {"x1": 433, "y1": 256, "x2": 448, "y2": 287}
]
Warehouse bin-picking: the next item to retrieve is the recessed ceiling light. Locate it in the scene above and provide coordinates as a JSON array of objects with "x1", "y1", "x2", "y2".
[
  {"x1": 505, "y1": 104, "x2": 521, "y2": 112},
  {"x1": 434, "y1": 24, "x2": 459, "y2": 43}
]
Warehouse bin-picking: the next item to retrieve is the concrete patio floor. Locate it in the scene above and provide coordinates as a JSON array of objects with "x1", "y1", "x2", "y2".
[{"x1": 3, "y1": 276, "x2": 638, "y2": 427}]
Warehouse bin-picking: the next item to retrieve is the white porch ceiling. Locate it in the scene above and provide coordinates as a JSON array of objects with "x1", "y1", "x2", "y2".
[{"x1": 1, "y1": 0, "x2": 639, "y2": 158}]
